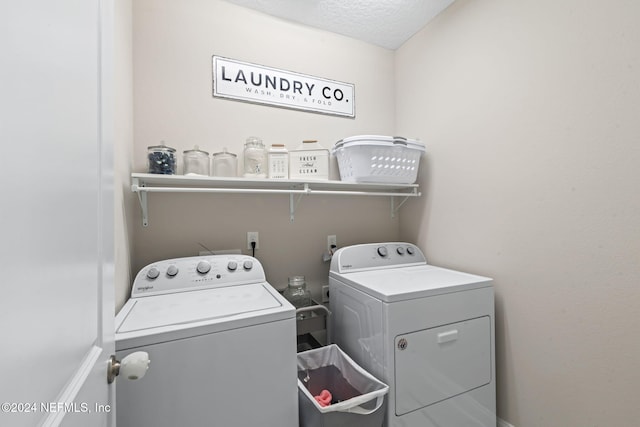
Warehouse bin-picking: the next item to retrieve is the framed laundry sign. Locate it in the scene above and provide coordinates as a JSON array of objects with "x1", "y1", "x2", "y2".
[{"x1": 212, "y1": 56, "x2": 355, "y2": 118}]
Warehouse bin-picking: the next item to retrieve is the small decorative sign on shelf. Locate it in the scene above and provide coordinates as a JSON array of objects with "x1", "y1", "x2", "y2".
[{"x1": 212, "y1": 56, "x2": 355, "y2": 118}]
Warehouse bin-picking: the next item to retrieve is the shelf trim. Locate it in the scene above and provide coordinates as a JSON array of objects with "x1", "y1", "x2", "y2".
[{"x1": 131, "y1": 173, "x2": 420, "y2": 225}]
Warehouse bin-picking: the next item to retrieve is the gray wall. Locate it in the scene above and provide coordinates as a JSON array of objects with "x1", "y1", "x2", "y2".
[
  {"x1": 397, "y1": 1, "x2": 640, "y2": 425},
  {"x1": 127, "y1": 0, "x2": 399, "y2": 304}
]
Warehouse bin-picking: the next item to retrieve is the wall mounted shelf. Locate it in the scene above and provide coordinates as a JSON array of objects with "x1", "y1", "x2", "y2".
[{"x1": 131, "y1": 173, "x2": 420, "y2": 226}]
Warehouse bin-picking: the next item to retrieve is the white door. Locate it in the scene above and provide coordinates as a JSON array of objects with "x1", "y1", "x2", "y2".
[{"x1": 0, "y1": 1, "x2": 115, "y2": 426}]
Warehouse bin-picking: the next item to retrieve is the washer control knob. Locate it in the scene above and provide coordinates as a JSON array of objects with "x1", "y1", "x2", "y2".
[
  {"x1": 196, "y1": 260, "x2": 211, "y2": 274},
  {"x1": 146, "y1": 267, "x2": 160, "y2": 280},
  {"x1": 377, "y1": 246, "x2": 388, "y2": 257},
  {"x1": 406, "y1": 246, "x2": 415, "y2": 255},
  {"x1": 397, "y1": 247, "x2": 405, "y2": 255},
  {"x1": 227, "y1": 261, "x2": 238, "y2": 271},
  {"x1": 166, "y1": 265, "x2": 179, "y2": 277},
  {"x1": 243, "y1": 260, "x2": 253, "y2": 270}
]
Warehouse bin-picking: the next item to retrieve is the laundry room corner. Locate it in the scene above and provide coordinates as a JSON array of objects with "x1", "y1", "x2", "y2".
[
  {"x1": 111, "y1": 0, "x2": 640, "y2": 425},
  {"x1": 12, "y1": 0, "x2": 639, "y2": 425}
]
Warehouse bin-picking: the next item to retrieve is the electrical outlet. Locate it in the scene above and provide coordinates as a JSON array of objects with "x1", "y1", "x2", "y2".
[
  {"x1": 322, "y1": 285, "x2": 330, "y2": 303},
  {"x1": 247, "y1": 231, "x2": 259, "y2": 250},
  {"x1": 327, "y1": 235, "x2": 337, "y2": 252}
]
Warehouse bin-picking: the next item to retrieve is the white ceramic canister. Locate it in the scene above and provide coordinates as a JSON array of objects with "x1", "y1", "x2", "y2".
[
  {"x1": 268, "y1": 144, "x2": 289, "y2": 179},
  {"x1": 243, "y1": 137, "x2": 267, "y2": 178},
  {"x1": 212, "y1": 148, "x2": 238, "y2": 177},
  {"x1": 289, "y1": 139, "x2": 329, "y2": 180}
]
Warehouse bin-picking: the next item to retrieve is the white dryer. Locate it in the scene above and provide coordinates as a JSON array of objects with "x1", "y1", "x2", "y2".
[
  {"x1": 115, "y1": 254, "x2": 298, "y2": 427},
  {"x1": 329, "y1": 243, "x2": 495, "y2": 427}
]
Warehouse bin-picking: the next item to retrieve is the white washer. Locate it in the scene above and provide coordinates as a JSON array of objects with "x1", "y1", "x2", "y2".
[
  {"x1": 329, "y1": 243, "x2": 495, "y2": 427},
  {"x1": 115, "y1": 255, "x2": 298, "y2": 427}
]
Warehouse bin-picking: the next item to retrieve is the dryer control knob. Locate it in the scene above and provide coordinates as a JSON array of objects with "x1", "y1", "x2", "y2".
[
  {"x1": 227, "y1": 261, "x2": 238, "y2": 271},
  {"x1": 406, "y1": 246, "x2": 415, "y2": 255},
  {"x1": 196, "y1": 260, "x2": 211, "y2": 274},
  {"x1": 166, "y1": 265, "x2": 179, "y2": 277},
  {"x1": 397, "y1": 247, "x2": 405, "y2": 255},
  {"x1": 377, "y1": 246, "x2": 388, "y2": 257},
  {"x1": 146, "y1": 267, "x2": 160, "y2": 280},
  {"x1": 243, "y1": 260, "x2": 253, "y2": 270}
]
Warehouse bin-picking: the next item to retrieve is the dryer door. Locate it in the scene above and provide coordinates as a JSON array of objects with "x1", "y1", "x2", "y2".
[{"x1": 394, "y1": 316, "x2": 491, "y2": 415}]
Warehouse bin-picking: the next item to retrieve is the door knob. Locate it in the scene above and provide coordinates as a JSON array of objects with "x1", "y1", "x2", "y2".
[{"x1": 107, "y1": 351, "x2": 150, "y2": 384}]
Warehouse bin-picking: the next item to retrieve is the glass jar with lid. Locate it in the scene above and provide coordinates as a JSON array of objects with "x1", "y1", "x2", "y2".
[
  {"x1": 183, "y1": 145, "x2": 210, "y2": 176},
  {"x1": 283, "y1": 276, "x2": 312, "y2": 319},
  {"x1": 212, "y1": 148, "x2": 238, "y2": 177},
  {"x1": 147, "y1": 142, "x2": 177, "y2": 174},
  {"x1": 243, "y1": 137, "x2": 267, "y2": 178}
]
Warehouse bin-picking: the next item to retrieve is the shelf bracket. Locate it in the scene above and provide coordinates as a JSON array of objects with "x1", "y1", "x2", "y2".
[
  {"x1": 391, "y1": 187, "x2": 418, "y2": 218},
  {"x1": 132, "y1": 177, "x2": 150, "y2": 227},
  {"x1": 289, "y1": 184, "x2": 309, "y2": 222},
  {"x1": 138, "y1": 191, "x2": 149, "y2": 227}
]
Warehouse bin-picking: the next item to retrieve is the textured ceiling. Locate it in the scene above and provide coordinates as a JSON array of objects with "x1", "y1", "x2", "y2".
[{"x1": 221, "y1": 0, "x2": 456, "y2": 50}]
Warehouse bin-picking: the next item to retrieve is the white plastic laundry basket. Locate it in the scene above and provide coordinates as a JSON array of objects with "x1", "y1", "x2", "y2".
[{"x1": 332, "y1": 135, "x2": 424, "y2": 184}]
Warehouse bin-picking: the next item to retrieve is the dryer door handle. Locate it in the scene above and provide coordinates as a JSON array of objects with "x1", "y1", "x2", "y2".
[{"x1": 437, "y1": 329, "x2": 459, "y2": 344}]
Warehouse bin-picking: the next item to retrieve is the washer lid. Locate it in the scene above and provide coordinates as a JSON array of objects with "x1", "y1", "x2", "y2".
[
  {"x1": 331, "y1": 265, "x2": 492, "y2": 302},
  {"x1": 116, "y1": 282, "x2": 289, "y2": 336}
]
